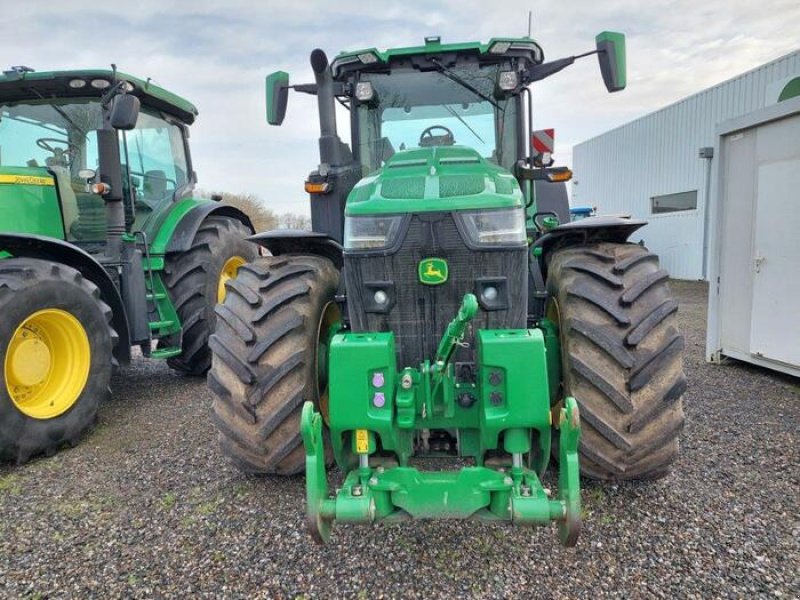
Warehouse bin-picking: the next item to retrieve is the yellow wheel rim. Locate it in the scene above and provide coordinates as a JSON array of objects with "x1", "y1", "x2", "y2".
[
  {"x1": 4, "y1": 308, "x2": 91, "y2": 419},
  {"x1": 217, "y1": 256, "x2": 247, "y2": 303}
]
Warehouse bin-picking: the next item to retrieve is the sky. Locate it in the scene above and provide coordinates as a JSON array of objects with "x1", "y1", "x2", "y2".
[{"x1": 3, "y1": 0, "x2": 799, "y2": 215}]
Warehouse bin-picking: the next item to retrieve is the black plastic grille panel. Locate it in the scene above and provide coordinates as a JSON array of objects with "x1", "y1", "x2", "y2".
[{"x1": 345, "y1": 212, "x2": 527, "y2": 369}]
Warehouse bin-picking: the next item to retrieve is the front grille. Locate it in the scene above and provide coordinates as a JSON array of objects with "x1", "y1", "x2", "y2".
[{"x1": 344, "y1": 212, "x2": 527, "y2": 369}]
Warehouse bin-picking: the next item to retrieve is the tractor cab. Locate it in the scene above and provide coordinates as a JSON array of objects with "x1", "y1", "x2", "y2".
[
  {"x1": 0, "y1": 68, "x2": 198, "y2": 247},
  {"x1": 340, "y1": 36, "x2": 530, "y2": 176}
]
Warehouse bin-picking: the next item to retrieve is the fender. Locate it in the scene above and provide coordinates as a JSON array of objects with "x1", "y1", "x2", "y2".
[
  {"x1": 155, "y1": 201, "x2": 255, "y2": 255},
  {"x1": 0, "y1": 233, "x2": 132, "y2": 365},
  {"x1": 535, "y1": 215, "x2": 646, "y2": 259},
  {"x1": 249, "y1": 230, "x2": 343, "y2": 269}
]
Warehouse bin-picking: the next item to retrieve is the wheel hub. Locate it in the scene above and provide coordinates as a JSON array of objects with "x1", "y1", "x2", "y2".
[
  {"x1": 8, "y1": 336, "x2": 52, "y2": 387},
  {"x1": 4, "y1": 309, "x2": 91, "y2": 419}
]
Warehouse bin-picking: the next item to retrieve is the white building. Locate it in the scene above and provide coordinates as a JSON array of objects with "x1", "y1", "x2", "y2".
[{"x1": 572, "y1": 50, "x2": 800, "y2": 280}]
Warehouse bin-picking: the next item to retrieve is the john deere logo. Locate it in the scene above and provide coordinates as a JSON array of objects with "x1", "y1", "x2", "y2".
[{"x1": 419, "y1": 258, "x2": 448, "y2": 285}]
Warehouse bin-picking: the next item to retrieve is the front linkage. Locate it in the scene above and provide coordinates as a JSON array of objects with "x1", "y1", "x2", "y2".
[{"x1": 301, "y1": 294, "x2": 582, "y2": 546}]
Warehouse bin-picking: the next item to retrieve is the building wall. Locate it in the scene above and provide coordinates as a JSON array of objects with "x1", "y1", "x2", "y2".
[{"x1": 572, "y1": 50, "x2": 800, "y2": 280}]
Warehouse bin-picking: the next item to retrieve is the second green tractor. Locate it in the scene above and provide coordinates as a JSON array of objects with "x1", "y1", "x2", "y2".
[
  {"x1": 0, "y1": 67, "x2": 257, "y2": 462},
  {"x1": 209, "y1": 32, "x2": 686, "y2": 545}
]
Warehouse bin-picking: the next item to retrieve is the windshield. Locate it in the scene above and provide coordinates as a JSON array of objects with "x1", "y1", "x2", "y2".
[
  {"x1": 0, "y1": 100, "x2": 104, "y2": 173},
  {"x1": 0, "y1": 100, "x2": 108, "y2": 241},
  {"x1": 355, "y1": 64, "x2": 519, "y2": 174}
]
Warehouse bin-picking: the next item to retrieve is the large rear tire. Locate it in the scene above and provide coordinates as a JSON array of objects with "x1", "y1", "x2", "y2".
[
  {"x1": 546, "y1": 242, "x2": 686, "y2": 480},
  {"x1": 0, "y1": 258, "x2": 115, "y2": 463},
  {"x1": 208, "y1": 254, "x2": 339, "y2": 475},
  {"x1": 163, "y1": 215, "x2": 257, "y2": 375}
]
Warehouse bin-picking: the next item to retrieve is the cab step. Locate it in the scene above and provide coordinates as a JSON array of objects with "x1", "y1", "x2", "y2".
[{"x1": 149, "y1": 346, "x2": 182, "y2": 359}]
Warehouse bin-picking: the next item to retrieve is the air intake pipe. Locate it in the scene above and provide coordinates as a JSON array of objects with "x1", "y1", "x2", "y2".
[{"x1": 310, "y1": 49, "x2": 347, "y2": 167}]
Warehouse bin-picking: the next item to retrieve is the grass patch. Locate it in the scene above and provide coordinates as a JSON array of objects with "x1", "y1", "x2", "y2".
[
  {"x1": 161, "y1": 492, "x2": 178, "y2": 509},
  {"x1": 0, "y1": 473, "x2": 22, "y2": 495},
  {"x1": 196, "y1": 500, "x2": 220, "y2": 516}
]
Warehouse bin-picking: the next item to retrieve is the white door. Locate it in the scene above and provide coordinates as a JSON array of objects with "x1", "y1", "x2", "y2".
[{"x1": 749, "y1": 157, "x2": 800, "y2": 366}]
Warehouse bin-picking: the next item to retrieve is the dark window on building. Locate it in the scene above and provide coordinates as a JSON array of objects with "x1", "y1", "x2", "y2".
[{"x1": 651, "y1": 190, "x2": 697, "y2": 214}]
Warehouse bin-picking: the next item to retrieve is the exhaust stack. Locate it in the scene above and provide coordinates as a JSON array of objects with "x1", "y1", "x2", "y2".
[{"x1": 310, "y1": 49, "x2": 348, "y2": 167}]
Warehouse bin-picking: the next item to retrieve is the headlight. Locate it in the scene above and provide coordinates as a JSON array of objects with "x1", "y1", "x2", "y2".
[
  {"x1": 355, "y1": 81, "x2": 374, "y2": 101},
  {"x1": 456, "y1": 208, "x2": 526, "y2": 246},
  {"x1": 498, "y1": 70, "x2": 518, "y2": 91},
  {"x1": 344, "y1": 215, "x2": 405, "y2": 250}
]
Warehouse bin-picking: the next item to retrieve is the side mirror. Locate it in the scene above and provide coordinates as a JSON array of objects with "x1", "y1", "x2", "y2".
[
  {"x1": 110, "y1": 94, "x2": 140, "y2": 130},
  {"x1": 266, "y1": 71, "x2": 290, "y2": 125},
  {"x1": 596, "y1": 31, "x2": 626, "y2": 93}
]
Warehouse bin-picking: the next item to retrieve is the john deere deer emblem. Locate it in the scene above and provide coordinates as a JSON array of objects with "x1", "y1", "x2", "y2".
[{"x1": 418, "y1": 258, "x2": 448, "y2": 285}]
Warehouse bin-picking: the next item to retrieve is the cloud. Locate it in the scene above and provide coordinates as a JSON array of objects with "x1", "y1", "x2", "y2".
[{"x1": 2, "y1": 0, "x2": 798, "y2": 216}]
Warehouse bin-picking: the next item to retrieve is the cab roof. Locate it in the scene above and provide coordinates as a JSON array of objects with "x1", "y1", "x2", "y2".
[
  {"x1": 331, "y1": 36, "x2": 544, "y2": 78},
  {"x1": 0, "y1": 68, "x2": 198, "y2": 124}
]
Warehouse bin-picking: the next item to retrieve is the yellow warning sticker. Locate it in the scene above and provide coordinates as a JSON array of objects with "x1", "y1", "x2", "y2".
[
  {"x1": 0, "y1": 174, "x2": 55, "y2": 186},
  {"x1": 355, "y1": 429, "x2": 369, "y2": 454}
]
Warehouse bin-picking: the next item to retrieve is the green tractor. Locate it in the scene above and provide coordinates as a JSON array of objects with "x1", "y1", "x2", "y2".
[
  {"x1": 209, "y1": 33, "x2": 685, "y2": 545},
  {"x1": 0, "y1": 66, "x2": 257, "y2": 462}
]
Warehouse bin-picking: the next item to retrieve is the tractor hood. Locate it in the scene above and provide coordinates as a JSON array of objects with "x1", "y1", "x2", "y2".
[
  {"x1": 0, "y1": 166, "x2": 64, "y2": 239},
  {"x1": 345, "y1": 146, "x2": 523, "y2": 216}
]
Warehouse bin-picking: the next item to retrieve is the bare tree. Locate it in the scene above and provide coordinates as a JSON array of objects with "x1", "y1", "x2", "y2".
[
  {"x1": 196, "y1": 190, "x2": 278, "y2": 232},
  {"x1": 279, "y1": 212, "x2": 312, "y2": 230}
]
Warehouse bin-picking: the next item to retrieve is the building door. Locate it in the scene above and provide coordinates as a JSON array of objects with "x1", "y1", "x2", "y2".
[{"x1": 748, "y1": 116, "x2": 800, "y2": 366}]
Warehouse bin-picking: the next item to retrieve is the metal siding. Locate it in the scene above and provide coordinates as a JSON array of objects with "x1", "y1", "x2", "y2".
[{"x1": 574, "y1": 51, "x2": 800, "y2": 279}]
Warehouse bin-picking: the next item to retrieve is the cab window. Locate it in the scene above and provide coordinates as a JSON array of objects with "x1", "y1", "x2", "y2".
[{"x1": 123, "y1": 111, "x2": 188, "y2": 229}]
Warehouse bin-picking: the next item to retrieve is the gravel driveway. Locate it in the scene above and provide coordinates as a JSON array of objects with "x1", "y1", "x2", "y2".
[{"x1": 1, "y1": 281, "x2": 797, "y2": 599}]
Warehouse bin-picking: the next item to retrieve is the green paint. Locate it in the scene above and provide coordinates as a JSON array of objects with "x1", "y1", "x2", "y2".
[
  {"x1": 539, "y1": 317, "x2": 562, "y2": 405},
  {"x1": 302, "y1": 294, "x2": 581, "y2": 543},
  {"x1": 265, "y1": 71, "x2": 289, "y2": 125},
  {"x1": 0, "y1": 69, "x2": 197, "y2": 123},
  {"x1": 0, "y1": 167, "x2": 64, "y2": 239},
  {"x1": 595, "y1": 31, "x2": 627, "y2": 92},
  {"x1": 433, "y1": 293, "x2": 477, "y2": 370},
  {"x1": 346, "y1": 147, "x2": 522, "y2": 216},
  {"x1": 779, "y1": 77, "x2": 800, "y2": 102},
  {"x1": 146, "y1": 197, "x2": 212, "y2": 255},
  {"x1": 418, "y1": 257, "x2": 448, "y2": 285},
  {"x1": 331, "y1": 36, "x2": 543, "y2": 77},
  {"x1": 145, "y1": 270, "x2": 182, "y2": 339}
]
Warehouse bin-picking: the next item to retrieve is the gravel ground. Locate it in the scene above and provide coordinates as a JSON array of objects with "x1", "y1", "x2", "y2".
[{"x1": 0, "y1": 281, "x2": 797, "y2": 599}]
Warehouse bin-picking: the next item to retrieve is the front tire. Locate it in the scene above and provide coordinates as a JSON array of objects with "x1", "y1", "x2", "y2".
[
  {"x1": 163, "y1": 215, "x2": 257, "y2": 375},
  {"x1": 208, "y1": 255, "x2": 339, "y2": 475},
  {"x1": 546, "y1": 242, "x2": 686, "y2": 480},
  {"x1": 0, "y1": 258, "x2": 115, "y2": 463}
]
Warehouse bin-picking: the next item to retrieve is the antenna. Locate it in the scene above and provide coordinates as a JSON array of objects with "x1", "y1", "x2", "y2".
[{"x1": 527, "y1": 10, "x2": 532, "y2": 37}]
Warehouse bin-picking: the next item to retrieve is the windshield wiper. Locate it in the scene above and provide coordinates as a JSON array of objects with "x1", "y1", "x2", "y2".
[
  {"x1": 430, "y1": 58, "x2": 502, "y2": 111},
  {"x1": 442, "y1": 103, "x2": 485, "y2": 144},
  {"x1": 30, "y1": 88, "x2": 86, "y2": 138}
]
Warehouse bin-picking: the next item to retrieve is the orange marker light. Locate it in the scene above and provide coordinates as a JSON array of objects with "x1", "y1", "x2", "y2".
[
  {"x1": 91, "y1": 182, "x2": 111, "y2": 195},
  {"x1": 304, "y1": 181, "x2": 330, "y2": 194}
]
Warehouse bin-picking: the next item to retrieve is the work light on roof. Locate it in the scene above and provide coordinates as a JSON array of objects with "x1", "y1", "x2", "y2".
[
  {"x1": 498, "y1": 70, "x2": 518, "y2": 91},
  {"x1": 489, "y1": 41, "x2": 512, "y2": 54},
  {"x1": 68, "y1": 79, "x2": 87, "y2": 89},
  {"x1": 355, "y1": 81, "x2": 374, "y2": 101},
  {"x1": 358, "y1": 52, "x2": 379, "y2": 65},
  {"x1": 90, "y1": 79, "x2": 111, "y2": 89}
]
